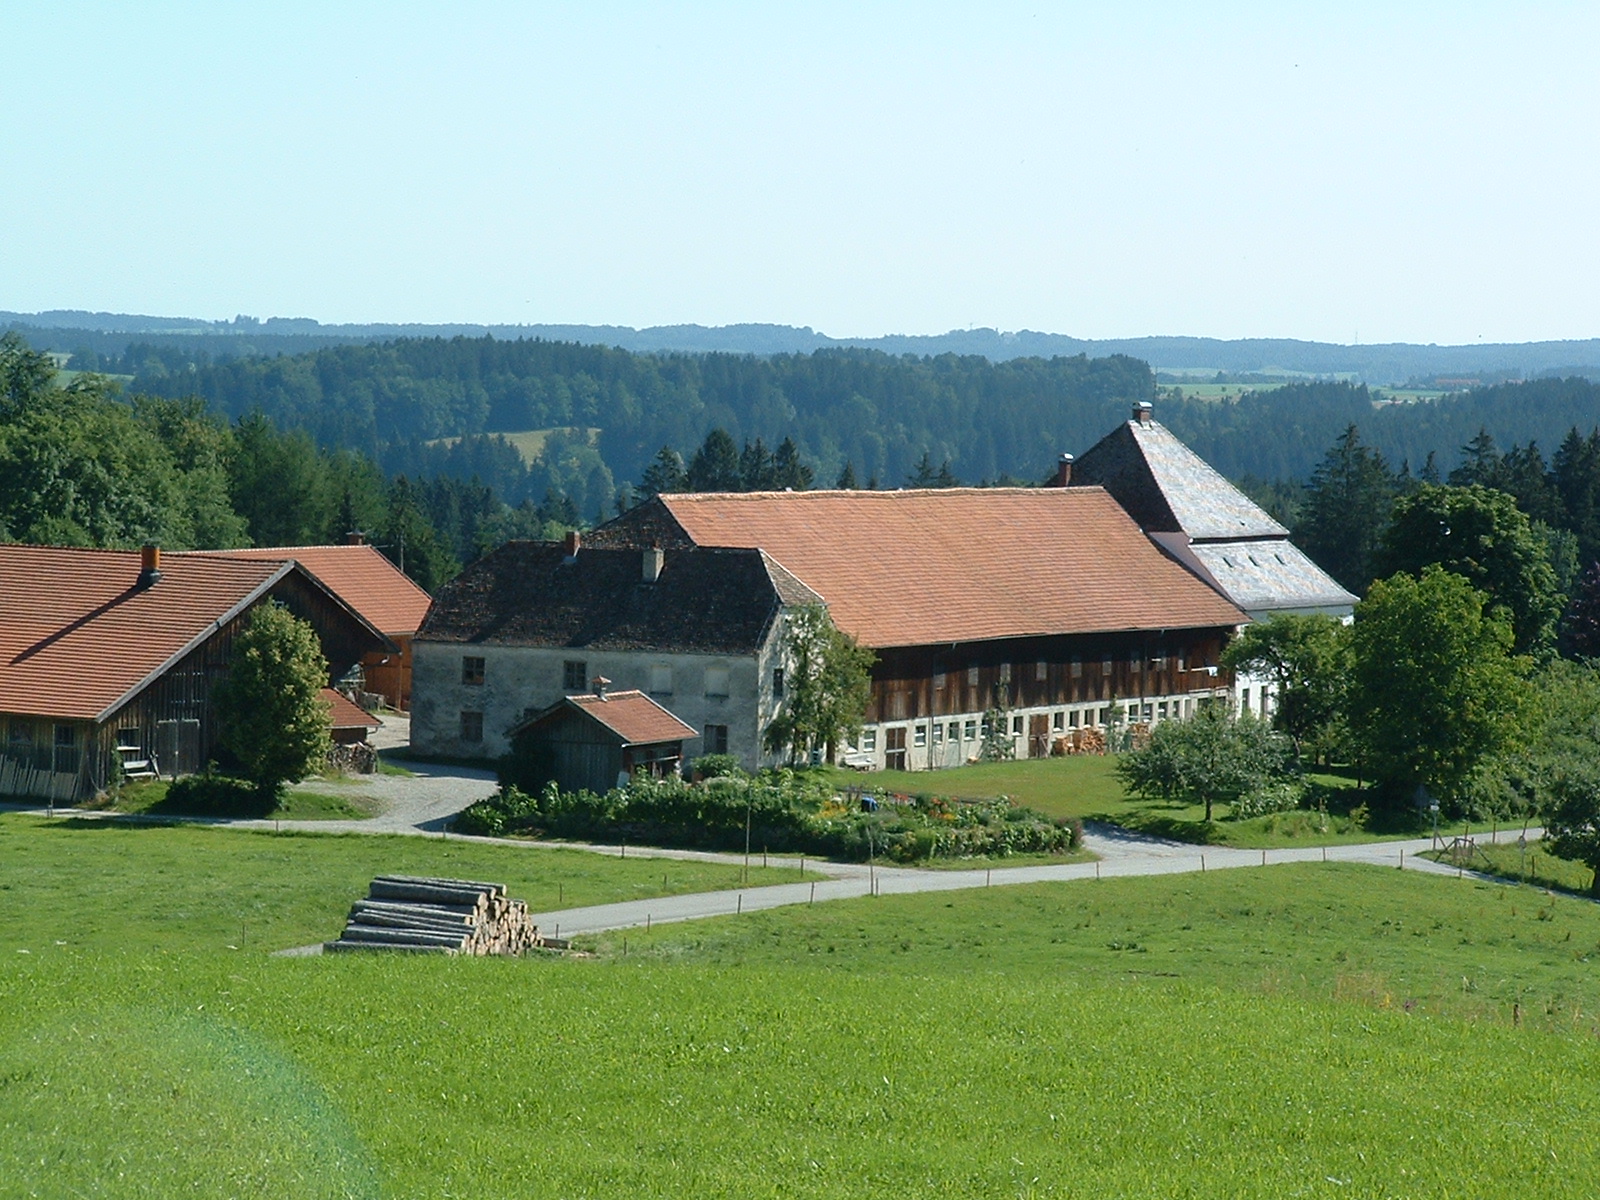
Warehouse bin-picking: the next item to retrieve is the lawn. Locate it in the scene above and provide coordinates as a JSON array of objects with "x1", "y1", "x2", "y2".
[
  {"x1": 823, "y1": 758, "x2": 1475, "y2": 848},
  {"x1": 5, "y1": 858, "x2": 1600, "y2": 1196},
  {"x1": 107, "y1": 778, "x2": 380, "y2": 821},
  {"x1": 0, "y1": 814, "x2": 816, "y2": 954},
  {"x1": 1432, "y1": 836, "x2": 1597, "y2": 897}
]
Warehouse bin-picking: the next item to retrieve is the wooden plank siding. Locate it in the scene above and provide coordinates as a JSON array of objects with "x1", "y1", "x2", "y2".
[{"x1": 864, "y1": 628, "x2": 1235, "y2": 724}]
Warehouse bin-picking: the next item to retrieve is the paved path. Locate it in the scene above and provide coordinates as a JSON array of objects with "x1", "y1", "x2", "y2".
[{"x1": 523, "y1": 824, "x2": 1547, "y2": 938}]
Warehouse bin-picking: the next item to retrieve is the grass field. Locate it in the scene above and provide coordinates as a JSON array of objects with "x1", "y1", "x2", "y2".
[
  {"x1": 5, "y1": 835, "x2": 1600, "y2": 1196},
  {"x1": 823, "y1": 758, "x2": 1472, "y2": 848},
  {"x1": 0, "y1": 814, "x2": 816, "y2": 954},
  {"x1": 106, "y1": 778, "x2": 380, "y2": 821},
  {"x1": 426, "y1": 426, "x2": 601, "y2": 466},
  {"x1": 1435, "y1": 837, "x2": 1597, "y2": 897}
]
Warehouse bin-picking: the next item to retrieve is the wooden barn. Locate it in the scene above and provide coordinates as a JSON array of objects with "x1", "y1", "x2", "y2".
[
  {"x1": 507, "y1": 685, "x2": 697, "y2": 795},
  {"x1": 0, "y1": 544, "x2": 391, "y2": 802},
  {"x1": 192, "y1": 540, "x2": 434, "y2": 710}
]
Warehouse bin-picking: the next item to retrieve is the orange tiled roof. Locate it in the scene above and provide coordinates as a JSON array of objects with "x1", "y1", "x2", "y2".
[
  {"x1": 0, "y1": 545, "x2": 290, "y2": 721},
  {"x1": 524, "y1": 689, "x2": 697, "y2": 745},
  {"x1": 568, "y1": 690, "x2": 697, "y2": 744},
  {"x1": 647, "y1": 488, "x2": 1247, "y2": 647},
  {"x1": 320, "y1": 687, "x2": 381, "y2": 731},
  {"x1": 195, "y1": 544, "x2": 432, "y2": 635}
]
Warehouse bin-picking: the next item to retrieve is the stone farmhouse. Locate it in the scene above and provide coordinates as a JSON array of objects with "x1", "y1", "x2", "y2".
[
  {"x1": 410, "y1": 538, "x2": 821, "y2": 763},
  {"x1": 0, "y1": 544, "x2": 390, "y2": 802},
  {"x1": 413, "y1": 478, "x2": 1249, "y2": 772}
]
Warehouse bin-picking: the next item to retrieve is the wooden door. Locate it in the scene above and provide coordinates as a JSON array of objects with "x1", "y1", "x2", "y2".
[
  {"x1": 1029, "y1": 714, "x2": 1051, "y2": 758},
  {"x1": 885, "y1": 726, "x2": 906, "y2": 770}
]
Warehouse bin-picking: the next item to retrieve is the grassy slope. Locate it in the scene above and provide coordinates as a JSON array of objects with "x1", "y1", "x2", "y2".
[
  {"x1": 0, "y1": 814, "x2": 816, "y2": 953},
  {"x1": 825, "y1": 758, "x2": 1473, "y2": 848}
]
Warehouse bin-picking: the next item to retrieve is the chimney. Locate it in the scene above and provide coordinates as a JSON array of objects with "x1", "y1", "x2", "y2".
[
  {"x1": 642, "y1": 545, "x2": 664, "y2": 583},
  {"x1": 563, "y1": 530, "x2": 581, "y2": 560},
  {"x1": 1053, "y1": 453, "x2": 1074, "y2": 487},
  {"x1": 137, "y1": 544, "x2": 162, "y2": 589},
  {"x1": 591, "y1": 675, "x2": 611, "y2": 699},
  {"x1": 343, "y1": 530, "x2": 365, "y2": 546},
  {"x1": 1133, "y1": 401, "x2": 1154, "y2": 425}
]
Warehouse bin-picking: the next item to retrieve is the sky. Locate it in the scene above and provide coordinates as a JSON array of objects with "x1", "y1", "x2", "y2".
[{"x1": 2, "y1": 2, "x2": 1597, "y2": 344}]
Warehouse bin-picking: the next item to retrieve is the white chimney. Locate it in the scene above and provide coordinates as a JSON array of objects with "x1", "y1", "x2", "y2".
[{"x1": 642, "y1": 546, "x2": 664, "y2": 583}]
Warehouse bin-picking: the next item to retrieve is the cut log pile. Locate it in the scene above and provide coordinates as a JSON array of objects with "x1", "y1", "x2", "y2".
[
  {"x1": 326, "y1": 874, "x2": 556, "y2": 955},
  {"x1": 1051, "y1": 727, "x2": 1107, "y2": 756}
]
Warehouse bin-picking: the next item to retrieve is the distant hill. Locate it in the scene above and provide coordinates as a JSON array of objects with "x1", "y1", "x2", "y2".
[{"x1": 6, "y1": 310, "x2": 1599, "y2": 384}]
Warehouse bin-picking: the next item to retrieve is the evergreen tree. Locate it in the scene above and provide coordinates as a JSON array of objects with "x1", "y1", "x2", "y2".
[
  {"x1": 379, "y1": 476, "x2": 459, "y2": 590},
  {"x1": 686, "y1": 428, "x2": 742, "y2": 492},
  {"x1": 739, "y1": 437, "x2": 776, "y2": 490},
  {"x1": 1563, "y1": 562, "x2": 1600, "y2": 659},
  {"x1": 835, "y1": 460, "x2": 858, "y2": 490},
  {"x1": 771, "y1": 437, "x2": 814, "y2": 491},
  {"x1": 1293, "y1": 425, "x2": 1398, "y2": 594}
]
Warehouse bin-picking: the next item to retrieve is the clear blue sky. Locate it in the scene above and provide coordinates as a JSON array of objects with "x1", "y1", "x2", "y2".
[{"x1": 3, "y1": 2, "x2": 1596, "y2": 343}]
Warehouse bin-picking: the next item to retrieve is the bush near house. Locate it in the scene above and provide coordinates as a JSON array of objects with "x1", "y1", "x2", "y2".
[{"x1": 455, "y1": 769, "x2": 1082, "y2": 862}]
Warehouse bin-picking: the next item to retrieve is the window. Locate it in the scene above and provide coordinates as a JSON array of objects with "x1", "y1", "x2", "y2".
[
  {"x1": 563, "y1": 660, "x2": 587, "y2": 691},
  {"x1": 1071, "y1": 658, "x2": 1083, "y2": 679},
  {"x1": 1126, "y1": 703, "x2": 1140, "y2": 722},
  {"x1": 1240, "y1": 688, "x2": 1252, "y2": 714},
  {"x1": 913, "y1": 724, "x2": 927, "y2": 748},
  {"x1": 1129, "y1": 654, "x2": 1142, "y2": 672},
  {"x1": 461, "y1": 656, "x2": 485, "y2": 686},
  {"x1": 459, "y1": 711, "x2": 484, "y2": 743},
  {"x1": 703, "y1": 724, "x2": 729, "y2": 754},
  {"x1": 1034, "y1": 661, "x2": 1048, "y2": 682},
  {"x1": 1176, "y1": 652, "x2": 1187, "y2": 671},
  {"x1": 705, "y1": 667, "x2": 730, "y2": 698},
  {"x1": 53, "y1": 724, "x2": 80, "y2": 774},
  {"x1": 964, "y1": 720, "x2": 978, "y2": 740},
  {"x1": 999, "y1": 662, "x2": 1012, "y2": 684},
  {"x1": 932, "y1": 724, "x2": 944, "y2": 745},
  {"x1": 1011, "y1": 715, "x2": 1023, "y2": 735},
  {"x1": 947, "y1": 722, "x2": 959, "y2": 740},
  {"x1": 1101, "y1": 658, "x2": 1112, "y2": 675},
  {"x1": 1052, "y1": 711, "x2": 1064, "y2": 731},
  {"x1": 862, "y1": 728, "x2": 877, "y2": 752},
  {"x1": 650, "y1": 664, "x2": 673, "y2": 695},
  {"x1": 1098, "y1": 707, "x2": 1110, "y2": 726},
  {"x1": 967, "y1": 666, "x2": 980, "y2": 687},
  {"x1": 1153, "y1": 655, "x2": 1168, "y2": 671},
  {"x1": 772, "y1": 668, "x2": 784, "y2": 697},
  {"x1": 1157, "y1": 700, "x2": 1169, "y2": 719},
  {"x1": 933, "y1": 670, "x2": 947, "y2": 689},
  {"x1": 1069, "y1": 710, "x2": 1081, "y2": 728}
]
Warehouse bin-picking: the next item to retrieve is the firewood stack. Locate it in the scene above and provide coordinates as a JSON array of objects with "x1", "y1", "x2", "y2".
[{"x1": 325, "y1": 874, "x2": 544, "y2": 955}]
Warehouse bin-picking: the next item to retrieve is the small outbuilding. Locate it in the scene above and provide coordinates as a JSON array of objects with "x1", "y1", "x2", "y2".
[
  {"x1": 321, "y1": 688, "x2": 382, "y2": 746},
  {"x1": 507, "y1": 683, "x2": 697, "y2": 795}
]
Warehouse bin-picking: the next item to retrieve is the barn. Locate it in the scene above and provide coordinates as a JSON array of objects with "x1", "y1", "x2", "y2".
[
  {"x1": 0, "y1": 544, "x2": 391, "y2": 801},
  {"x1": 506, "y1": 684, "x2": 697, "y2": 795}
]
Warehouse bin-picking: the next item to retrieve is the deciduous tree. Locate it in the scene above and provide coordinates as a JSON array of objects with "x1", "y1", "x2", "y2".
[
  {"x1": 216, "y1": 602, "x2": 333, "y2": 802},
  {"x1": 763, "y1": 604, "x2": 875, "y2": 765}
]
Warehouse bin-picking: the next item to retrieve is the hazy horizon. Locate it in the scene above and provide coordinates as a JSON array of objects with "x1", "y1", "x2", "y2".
[{"x1": 4, "y1": 3, "x2": 1597, "y2": 345}]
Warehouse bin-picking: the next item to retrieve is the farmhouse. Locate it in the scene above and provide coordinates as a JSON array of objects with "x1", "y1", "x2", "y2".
[
  {"x1": 1070, "y1": 402, "x2": 1357, "y2": 715},
  {"x1": 575, "y1": 485, "x2": 1249, "y2": 770},
  {"x1": 190, "y1": 541, "x2": 433, "y2": 710},
  {"x1": 0, "y1": 544, "x2": 391, "y2": 801},
  {"x1": 410, "y1": 537, "x2": 822, "y2": 762}
]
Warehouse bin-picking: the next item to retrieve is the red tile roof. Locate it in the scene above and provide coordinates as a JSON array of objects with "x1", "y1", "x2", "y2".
[
  {"x1": 193, "y1": 544, "x2": 432, "y2": 635},
  {"x1": 0, "y1": 546, "x2": 289, "y2": 721},
  {"x1": 320, "y1": 688, "x2": 381, "y2": 732},
  {"x1": 640, "y1": 489, "x2": 1247, "y2": 647},
  {"x1": 555, "y1": 690, "x2": 696, "y2": 745}
]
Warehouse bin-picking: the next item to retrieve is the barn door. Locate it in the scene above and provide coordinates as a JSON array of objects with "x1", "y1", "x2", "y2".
[
  {"x1": 884, "y1": 726, "x2": 906, "y2": 770},
  {"x1": 1029, "y1": 714, "x2": 1051, "y2": 758}
]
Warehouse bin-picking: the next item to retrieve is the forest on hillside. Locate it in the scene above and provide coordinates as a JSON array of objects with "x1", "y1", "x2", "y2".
[{"x1": 111, "y1": 336, "x2": 1600, "y2": 511}]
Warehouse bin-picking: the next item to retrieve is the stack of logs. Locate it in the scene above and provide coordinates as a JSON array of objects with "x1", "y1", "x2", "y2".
[
  {"x1": 1051, "y1": 727, "x2": 1107, "y2": 756},
  {"x1": 326, "y1": 874, "x2": 557, "y2": 955}
]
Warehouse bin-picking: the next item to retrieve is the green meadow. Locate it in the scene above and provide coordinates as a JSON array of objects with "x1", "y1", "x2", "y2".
[
  {"x1": 5, "y1": 814, "x2": 1600, "y2": 1197},
  {"x1": 824, "y1": 757, "x2": 1474, "y2": 848}
]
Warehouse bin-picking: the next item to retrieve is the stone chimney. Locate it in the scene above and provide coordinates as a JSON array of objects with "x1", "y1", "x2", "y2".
[
  {"x1": 137, "y1": 544, "x2": 162, "y2": 589},
  {"x1": 563, "y1": 530, "x2": 581, "y2": 560},
  {"x1": 343, "y1": 531, "x2": 365, "y2": 546},
  {"x1": 642, "y1": 545, "x2": 664, "y2": 583},
  {"x1": 1133, "y1": 401, "x2": 1154, "y2": 425},
  {"x1": 591, "y1": 675, "x2": 611, "y2": 699},
  {"x1": 1053, "y1": 453, "x2": 1074, "y2": 487}
]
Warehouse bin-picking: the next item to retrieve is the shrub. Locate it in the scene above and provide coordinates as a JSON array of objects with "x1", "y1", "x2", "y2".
[
  {"x1": 1231, "y1": 781, "x2": 1304, "y2": 821},
  {"x1": 453, "y1": 771, "x2": 1082, "y2": 862},
  {"x1": 693, "y1": 754, "x2": 742, "y2": 780},
  {"x1": 160, "y1": 769, "x2": 270, "y2": 817}
]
